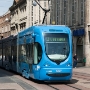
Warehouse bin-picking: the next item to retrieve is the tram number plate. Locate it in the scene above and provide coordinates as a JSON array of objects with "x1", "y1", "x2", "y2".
[{"x1": 56, "y1": 70, "x2": 61, "y2": 72}]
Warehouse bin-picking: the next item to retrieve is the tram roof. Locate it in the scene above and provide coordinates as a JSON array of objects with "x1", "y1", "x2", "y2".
[{"x1": 18, "y1": 24, "x2": 71, "y2": 37}]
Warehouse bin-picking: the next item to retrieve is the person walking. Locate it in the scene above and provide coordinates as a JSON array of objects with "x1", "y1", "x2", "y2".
[{"x1": 73, "y1": 54, "x2": 78, "y2": 68}]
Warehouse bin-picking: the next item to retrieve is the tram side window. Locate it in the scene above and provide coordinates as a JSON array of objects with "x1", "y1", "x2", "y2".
[
  {"x1": 37, "y1": 43, "x2": 42, "y2": 62},
  {"x1": 26, "y1": 44, "x2": 30, "y2": 62},
  {"x1": 25, "y1": 44, "x2": 33, "y2": 63},
  {"x1": 30, "y1": 44, "x2": 34, "y2": 64},
  {"x1": 0, "y1": 49, "x2": 2, "y2": 61},
  {"x1": 34, "y1": 43, "x2": 42, "y2": 64},
  {"x1": 0, "y1": 44, "x2": 2, "y2": 61},
  {"x1": 23, "y1": 43, "x2": 34, "y2": 64},
  {"x1": 3, "y1": 41, "x2": 11, "y2": 62},
  {"x1": 12, "y1": 46, "x2": 17, "y2": 62},
  {"x1": 5, "y1": 45, "x2": 11, "y2": 62},
  {"x1": 19, "y1": 44, "x2": 26, "y2": 62},
  {"x1": 12, "y1": 39, "x2": 17, "y2": 62},
  {"x1": 3, "y1": 48, "x2": 5, "y2": 61}
]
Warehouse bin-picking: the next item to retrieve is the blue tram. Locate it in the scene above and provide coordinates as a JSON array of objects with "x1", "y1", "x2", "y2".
[{"x1": 0, "y1": 25, "x2": 72, "y2": 81}]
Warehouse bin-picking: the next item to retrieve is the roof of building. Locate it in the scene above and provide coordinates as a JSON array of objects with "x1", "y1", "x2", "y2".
[{"x1": 0, "y1": 10, "x2": 10, "y2": 18}]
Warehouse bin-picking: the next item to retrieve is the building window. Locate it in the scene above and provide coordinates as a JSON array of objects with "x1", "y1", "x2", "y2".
[
  {"x1": 63, "y1": 0, "x2": 67, "y2": 25},
  {"x1": 11, "y1": 26, "x2": 15, "y2": 31},
  {"x1": 72, "y1": 0, "x2": 76, "y2": 25},
  {"x1": 81, "y1": 0, "x2": 85, "y2": 25},
  {"x1": 44, "y1": 2, "x2": 46, "y2": 7},
  {"x1": 19, "y1": 22, "x2": 26, "y2": 30}
]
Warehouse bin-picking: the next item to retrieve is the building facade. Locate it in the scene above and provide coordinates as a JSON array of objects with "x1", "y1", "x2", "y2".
[
  {"x1": 50, "y1": 0, "x2": 85, "y2": 26},
  {"x1": 0, "y1": 11, "x2": 10, "y2": 39},
  {"x1": 50, "y1": 0, "x2": 85, "y2": 66},
  {"x1": 9, "y1": 0, "x2": 50, "y2": 36},
  {"x1": 1, "y1": 0, "x2": 90, "y2": 66},
  {"x1": 84, "y1": 0, "x2": 90, "y2": 66}
]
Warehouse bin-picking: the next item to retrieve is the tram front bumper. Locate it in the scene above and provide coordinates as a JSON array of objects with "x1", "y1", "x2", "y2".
[{"x1": 39, "y1": 68, "x2": 72, "y2": 81}]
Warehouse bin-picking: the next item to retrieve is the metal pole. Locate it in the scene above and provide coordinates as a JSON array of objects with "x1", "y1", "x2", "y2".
[{"x1": 34, "y1": 0, "x2": 50, "y2": 24}]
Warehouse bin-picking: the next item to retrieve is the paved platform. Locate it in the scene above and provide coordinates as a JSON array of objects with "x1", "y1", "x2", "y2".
[
  {"x1": 73, "y1": 67, "x2": 90, "y2": 74},
  {"x1": 0, "y1": 68, "x2": 36, "y2": 90},
  {"x1": 73, "y1": 67, "x2": 90, "y2": 89},
  {"x1": 0, "y1": 67, "x2": 90, "y2": 90},
  {"x1": 0, "y1": 83, "x2": 24, "y2": 90}
]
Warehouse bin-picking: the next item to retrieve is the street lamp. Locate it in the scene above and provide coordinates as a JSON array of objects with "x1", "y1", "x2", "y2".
[{"x1": 33, "y1": 0, "x2": 50, "y2": 24}]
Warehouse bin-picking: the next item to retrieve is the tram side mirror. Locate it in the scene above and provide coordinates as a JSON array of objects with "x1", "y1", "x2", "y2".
[
  {"x1": 31, "y1": 33, "x2": 36, "y2": 43},
  {"x1": 32, "y1": 33, "x2": 36, "y2": 38}
]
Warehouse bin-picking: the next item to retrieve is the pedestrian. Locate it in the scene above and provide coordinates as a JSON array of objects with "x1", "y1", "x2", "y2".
[{"x1": 73, "y1": 54, "x2": 78, "y2": 68}]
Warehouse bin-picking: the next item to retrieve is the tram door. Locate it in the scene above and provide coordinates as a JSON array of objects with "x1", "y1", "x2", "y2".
[
  {"x1": 11, "y1": 39, "x2": 17, "y2": 72},
  {"x1": 33, "y1": 42, "x2": 42, "y2": 79},
  {"x1": 0, "y1": 43, "x2": 2, "y2": 66},
  {"x1": 29, "y1": 44, "x2": 34, "y2": 73}
]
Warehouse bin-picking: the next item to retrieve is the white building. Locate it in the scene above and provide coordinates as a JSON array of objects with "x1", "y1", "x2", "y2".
[
  {"x1": 9, "y1": 0, "x2": 50, "y2": 35},
  {"x1": 0, "y1": 10, "x2": 11, "y2": 39}
]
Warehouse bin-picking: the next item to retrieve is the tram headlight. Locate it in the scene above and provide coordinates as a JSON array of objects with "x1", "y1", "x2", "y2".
[
  {"x1": 44, "y1": 63, "x2": 50, "y2": 67},
  {"x1": 36, "y1": 65, "x2": 40, "y2": 70},
  {"x1": 66, "y1": 63, "x2": 71, "y2": 66}
]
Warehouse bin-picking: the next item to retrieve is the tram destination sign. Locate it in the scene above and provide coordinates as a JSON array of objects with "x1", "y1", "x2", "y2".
[{"x1": 45, "y1": 37, "x2": 66, "y2": 42}]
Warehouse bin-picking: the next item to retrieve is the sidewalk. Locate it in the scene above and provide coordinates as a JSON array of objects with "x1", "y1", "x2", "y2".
[
  {"x1": 73, "y1": 66, "x2": 90, "y2": 74},
  {"x1": 0, "y1": 83, "x2": 24, "y2": 90},
  {"x1": 73, "y1": 67, "x2": 90, "y2": 89},
  {"x1": 0, "y1": 68, "x2": 36, "y2": 90}
]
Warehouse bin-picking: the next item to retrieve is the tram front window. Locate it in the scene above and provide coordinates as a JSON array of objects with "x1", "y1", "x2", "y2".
[{"x1": 44, "y1": 33, "x2": 69, "y2": 63}]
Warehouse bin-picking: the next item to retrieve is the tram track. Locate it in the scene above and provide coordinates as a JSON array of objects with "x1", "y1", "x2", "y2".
[
  {"x1": 14, "y1": 71, "x2": 90, "y2": 90},
  {"x1": 73, "y1": 72, "x2": 90, "y2": 81},
  {"x1": 45, "y1": 71, "x2": 90, "y2": 90},
  {"x1": 44, "y1": 80, "x2": 85, "y2": 90},
  {"x1": 47, "y1": 84, "x2": 80, "y2": 90},
  {"x1": 15, "y1": 76, "x2": 87, "y2": 90},
  {"x1": 1, "y1": 68, "x2": 90, "y2": 90},
  {"x1": 46, "y1": 81, "x2": 89, "y2": 90}
]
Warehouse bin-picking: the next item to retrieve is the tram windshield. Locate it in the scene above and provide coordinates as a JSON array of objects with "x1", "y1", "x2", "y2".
[{"x1": 44, "y1": 33, "x2": 69, "y2": 63}]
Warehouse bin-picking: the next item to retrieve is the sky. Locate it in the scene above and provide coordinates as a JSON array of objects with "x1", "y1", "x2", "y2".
[{"x1": 0, "y1": 0, "x2": 14, "y2": 16}]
